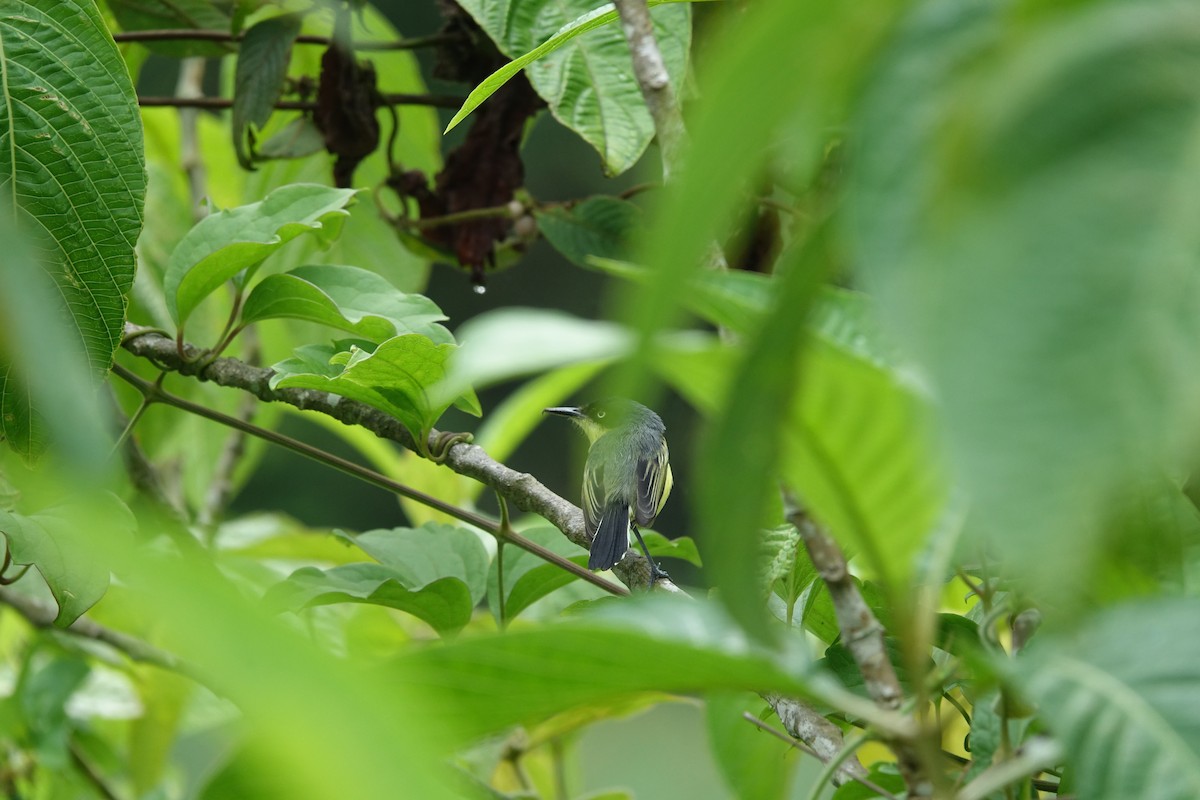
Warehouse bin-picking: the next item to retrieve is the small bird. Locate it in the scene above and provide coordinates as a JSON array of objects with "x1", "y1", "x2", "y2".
[{"x1": 544, "y1": 399, "x2": 673, "y2": 585}]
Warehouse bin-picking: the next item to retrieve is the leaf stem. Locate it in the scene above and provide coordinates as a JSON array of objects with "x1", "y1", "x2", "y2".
[
  {"x1": 109, "y1": 390, "x2": 155, "y2": 459},
  {"x1": 495, "y1": 491, "x2": 510, "y2": 626},
  {"x1": 109, "y1": 363, "x2": 628, "y2": 598}
]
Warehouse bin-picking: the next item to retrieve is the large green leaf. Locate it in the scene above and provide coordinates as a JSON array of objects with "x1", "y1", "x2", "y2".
[
  {"x1": 263, "y1": 518, "x2": 490, "y2": 638},
  {"x1": 782, "y1": 336, "x2": 944, "y2": 589},
  {"x1": 447, "y1": 308, "x2": 631, "y2": 393},
  {"x1": 271, "y1": 334, "x2": 481, "y2": 442},
  {"x1": 848, "y1": 0, "x2": 1200, "y2": 594},
  {"x1": 1016, "y1": 600, "x2": 1200, "y2": 800},
  {"x1": 396, "y1": 596, "x2": 818, "y2": 745},
  {"x1": 240, "y1": 265, "x2": 452, "y2": 343},
  {"x1": 453, "y1": 0, "x2": 691, "y2": 175},
  {"x1": 348, "y1": 523, "x2": 490, "y2": 605},
  {"x1": 0, "y1": 0, "x2": 146, "y2": 456},
  {"x1": 535, "y1": 196, "x2": 643, "y2": 267},
  {"x1": 265, "y1": 566, "x2": 475, "y2": 637},
  {"x1": 163, "y1": 184, "x2": 358, "y2": 329},
  {"x1": 0, "y1": 494, "x2": 136, "y2": 625}
]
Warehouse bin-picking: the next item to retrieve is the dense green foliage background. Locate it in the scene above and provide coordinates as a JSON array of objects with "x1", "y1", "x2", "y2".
[{"x1": 4, "y1": 0, "x2": 1200, "y2": 797}]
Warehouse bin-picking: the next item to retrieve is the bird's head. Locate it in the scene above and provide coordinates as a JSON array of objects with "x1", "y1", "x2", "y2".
[{"x1": 543, "y1": 398, "x2": 652, "y2": 444}]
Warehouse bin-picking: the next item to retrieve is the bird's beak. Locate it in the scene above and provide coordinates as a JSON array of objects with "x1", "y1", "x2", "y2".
[{"x1": 543, "y1": 406, "x2": 585, "y2": 419}]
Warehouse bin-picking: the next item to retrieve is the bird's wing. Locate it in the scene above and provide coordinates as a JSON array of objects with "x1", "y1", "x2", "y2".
[
  {"x1": 634, "y1": 438, "x2": 672, "y2": 526},
  {"x1": 582, "y1": 456, "x2": 605, "y2": 536}
]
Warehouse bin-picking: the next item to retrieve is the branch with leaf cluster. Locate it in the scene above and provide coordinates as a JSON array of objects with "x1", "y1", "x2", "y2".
[
  {"x1": 785, "y1": 500, "x2": 933, "y2": 797},
  {"x1": 116, "y1": 324, "x2": 875, "y2": 786}
]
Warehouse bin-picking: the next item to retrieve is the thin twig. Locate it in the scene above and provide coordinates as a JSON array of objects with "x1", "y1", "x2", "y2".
[
  {"x1": 137, "y1": 93, "x2": 466, "y2": 111},
  {"x1": 112, "y1": 29, "x2": 454, "y2": 50}
]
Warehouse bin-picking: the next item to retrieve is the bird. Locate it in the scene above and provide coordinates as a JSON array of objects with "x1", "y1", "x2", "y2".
[{"x1": 543, "y1": 399, "x2": 673, "y2": 586}]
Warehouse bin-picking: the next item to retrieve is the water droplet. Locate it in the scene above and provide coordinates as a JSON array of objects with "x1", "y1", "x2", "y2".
[{"x1": 473, "y1": 284, "x2": 487, "y2": 295}]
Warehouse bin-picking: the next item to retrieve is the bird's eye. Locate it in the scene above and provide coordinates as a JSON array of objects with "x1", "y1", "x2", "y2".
[{"x1": 596, "y1": 410, "x2": 606, "y2": 419}]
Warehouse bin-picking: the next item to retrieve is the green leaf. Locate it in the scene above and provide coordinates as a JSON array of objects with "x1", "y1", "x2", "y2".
[
  {"x1": 106, "y1": 0, "x2": 233, "y2": 57},
  {"x1": 164, "y1": 184, "x2": 358, "y2": 328},
  {"x1": 1, "y1": 0, "x2": 146, "y2": 456},
  {"x1": 503, "y1": 560, "x2": 587, "y2": 622},
  {"x1": 397, "y1": 595, "x2": 817, "y2": 745},
  {"x1": 762, "y1": 524, "x2": 815, "y2": 610},
  {"x1": 535, "y1": 197, "x2": 642, "y2": 267},
  {"x1": 241, "y1": 265, "x2": 452, "y2": 343},
  {"x1": 265, "y1": 565, "x2": 475, "y2": 636},
  {"x1": 451, "y1": 0, "x2": 691, "y2": 175},
  {"x1": 488, "y1": 527, "x2": 588, "y2": 622},
  {"x1": 641, "y1": 530, "x2": 701, "y2": 566},
  {"x1": 0, "y1": 495, "x2": 136, "y2": 625},
  {"x1": 233, "y1": 14, "x2": 302, "y2": 169},
  {"x1": 782, "y1": 335, "x2": 944, "y2": 589},
  {"x1": 348, "y1": 523, "x2": 490, "y2": 605},
  {"x1": 697, "y1": 236, "x2": 827, "y2": 642},
  {"x1": 821, "y1": 638, "x2": 914, "y2": 701},
  {"x1": 1015, "y1": 599, "x2": 1200, "y2": 800},
  {"x1": 591, "y1": 256, "x2": 773, "y2": 335},
  {"x1": 706, "y1": 692, "x2": 796, "y2": 800},
  {"x1": 962, "y1": 690, "x2": 1002, "y2": 786},
  {"x1": 272, "y1": 334, "x2": 480, "y2": 441},
  {"x1": 594, "y1": 258, "x2": 890, "y2": 347},
  {"x1": 448, "y1": 308, "x2": 631, "y2": 393},
  {"x1": 848, "y1": 0, "x2": 1200, "y2": 596},
  {"x1": 657, "y1": 299, "x2": 945, "y2": 596},
  {"x1": 0, "y1": 224, "x2": 110, "y2": 465}
]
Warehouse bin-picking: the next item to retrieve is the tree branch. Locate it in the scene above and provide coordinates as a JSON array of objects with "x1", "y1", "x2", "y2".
[
  {"x1": 136, "y1": 93, "x2": 466, "y2": 111},
  {"x1": 762, "y1": 695, "x2": 870, "y2": 787},
  {"x1": 785, "y1": 499, "x2": 932, "y2": 797},
  {"x1": 611, "y1": 0, "x2": 686, "y2": 177},
  {"x1": 112, "y1": 29, "x2": 453, "y2": 50}
]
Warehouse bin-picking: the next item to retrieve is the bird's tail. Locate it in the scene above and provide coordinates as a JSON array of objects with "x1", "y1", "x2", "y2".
[{"x1": 588, "y1": 502, "x2": 630, "y2": 571}]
